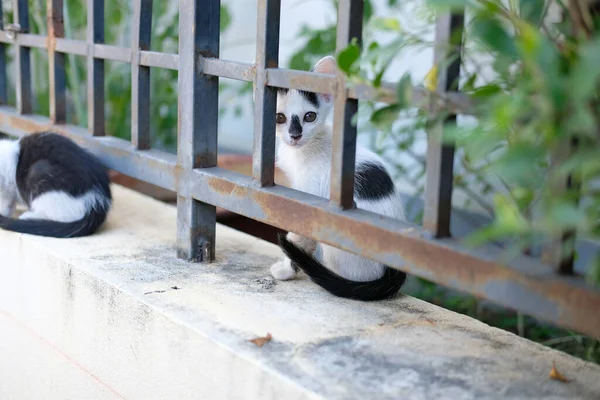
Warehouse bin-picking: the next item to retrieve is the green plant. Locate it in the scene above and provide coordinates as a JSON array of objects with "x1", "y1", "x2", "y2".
[
  {"x1": 337, "y1": 0, "x2": 600, "y2": 284},
  {"x1": 315, "y1": 0, "x2": 600, "y2": 361},
  {"x1": 3, "y1": 0, "x2": 231, "y2": 152}
]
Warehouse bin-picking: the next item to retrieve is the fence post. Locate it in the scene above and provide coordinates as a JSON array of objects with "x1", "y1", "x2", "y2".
[
  {"x1": 176, "y1": 0, "x2": 220, "y2": 262},
  {"x1": 252, "y1": 0, "x2": 280, "y2": 187},
  {"x1": 330, "y1": 0, "x2": 363, "y2": 209},
  {"x1": 423, "y1": 12, "x2": 464, "y2": 238},
  {"x1": 542, "y1": 139, "x2": 578, "y2": 274},
  {"x1": 47, "y1": 0, "x2": 66, "y2": 124},
  {"x1": 87, "y1": 0, "x2": 105, "y2": 135},
  {"x1": 0, "y1": 5, "x2": 7, "y2": 105},
  {"x1": 131, "y1": 0, "x2": 153, "y2": 150},
  {"x1": 13, "y1": 0, "x2": 31, "y2": 115}
]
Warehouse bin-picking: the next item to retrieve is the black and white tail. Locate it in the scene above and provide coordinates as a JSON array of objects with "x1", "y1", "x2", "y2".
[
  {"x1": 0, "y1": 208, "x2": 108, "y2": 238},
  {"x1": 278, "y1": 233, "x2": 407, "y2": 301}
]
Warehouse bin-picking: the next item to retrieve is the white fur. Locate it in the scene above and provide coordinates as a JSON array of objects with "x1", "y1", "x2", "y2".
[
  {"x1": 0, "y1": 139, "x2": 20, "y2": 216},
  {"x1": 25, "y1": 190, "x2": 109, "y2": 223},
  {"x1": 270, "y1": 258, "x2": 297, "y2": 281},
  {"x1": 271, "y1": 56, "x2": 405, "y2": 282}
]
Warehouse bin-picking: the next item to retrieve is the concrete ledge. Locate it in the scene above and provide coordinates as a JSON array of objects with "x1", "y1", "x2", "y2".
[{"x1": 0, "y1": 185, "x2": 599, "y2": 400}]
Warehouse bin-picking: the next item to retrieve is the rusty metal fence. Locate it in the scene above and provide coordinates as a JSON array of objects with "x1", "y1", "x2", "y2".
[{"x1": 0, "y1": 0, "x2": 598, "y2": 337}]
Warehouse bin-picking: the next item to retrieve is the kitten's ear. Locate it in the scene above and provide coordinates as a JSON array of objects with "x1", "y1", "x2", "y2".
[
  {"x1": 312, "y1": 56, "x2": 337, "y2": 75},
  {"x1": 312, "y1": 56, "x2": 337, "y2": 104}
]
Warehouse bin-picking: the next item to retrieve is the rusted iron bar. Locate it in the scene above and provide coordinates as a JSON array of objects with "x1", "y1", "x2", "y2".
[
  {"x1": 193, "y1": 167, "x2": 600, "y2": 338},
  {"x1": 542, "y1": 139, "x2": 578, "y2": 274},
  {"x1": 87, "y1": 0, "x2": 105, "y2": 135},
  {"x1": 131, "y1": 0, "x2": 153, "y2": 150},
  {"x1": 47, "y1": 0, "x2": 66, "y2": 124},
  {"x1": 330, "y1": 0, "x2": 362, "y2": 209},
  {"x1": 176, "y1": 0, "x2": 220, "y2": 262},
  {"x1": 0, "y1": 106, "x2": 177, "y2": 190},
  {"x1": 0, "y1": 31, "x2": 473, "y2": 114},
  {"x1": 1, "y1": 106, "x2": 599, "y2": 337},
  {"x1": 423, "y1": 12, "x2": 464, "y2": 238},
  {"x1": 13, "y1": 0, "x2": 32, "y2": 114},
  {"x1": 252, "y1": 0, "x2": 281, "y2": 187},
  {"x1": 0, "y1": 6, "x2": 7, "y2": 104}
]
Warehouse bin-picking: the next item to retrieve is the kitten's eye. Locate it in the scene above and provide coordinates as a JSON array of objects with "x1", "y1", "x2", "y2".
[
  {"x1": 304, "y1": 112, "x2": 317, "y2": 123},
  {"x1": 276, "y1": 113, "x2": 287, "y2": 124}
]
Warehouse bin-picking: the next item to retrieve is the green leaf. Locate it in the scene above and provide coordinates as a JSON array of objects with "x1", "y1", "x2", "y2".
[
  {"x1": 220, "y1": 5, "x2": 232, "y2": 32},
  {"x1": 426, "y1": 0, "x2": 469, "y2": 11},
  {"x1": 471, "y1": 15, "x2": 517, "y2": 59},
  {"x1": 396, "y1": 73, "x2": 412, "y2": 107},
  {"x1": 370, "y1": 104, "x2": 401, "y2": 129},
  {"x1": 546, "y1": 201, "x2": 587, "y2": 231},
  {"x1": 337, "y1": 42, "x2": 361, "y2": 73},
  {"x1": 487, "y1": 145, "x2": 545, "y2": 187},
  {"x1": 467, "y1": 194, "x2": 528, "y2": 246},
  {"x1": 519, "y1": 0, "x2": 547, "y2": 26},
  {"x1": 461, "y1": 73, "x2": 478, "y2": 92},
  {"x1": 364, "y1": 0, "x2": 374, "y2": 22},
  {"x1": 371, "y1": 17, "x2": 401, "y2": 32},
  {"x1": 472, "y1": 84, "x2": 502, "y2": 98},
  {"x1": 570, "y1": 37, "x2": 600, "y2": 102}
]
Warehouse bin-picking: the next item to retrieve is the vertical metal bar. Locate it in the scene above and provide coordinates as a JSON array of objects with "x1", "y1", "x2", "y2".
[
  {"x1": 131, "y1": 0, "x2": 153, "y2": 150},
  {"x1": 176, "y1": 0, "x2": 220, "y2": 261},
  {"x1": 14, "y1": 0, "x2": 32, "y2": 114},
  {"x1": 329, "y1": 0, "x2": 363, "y2": 209},
  {"x1": 542, "y1": 139, "x2": 578, "y2": 274},
  {"x1": 87, "y1": 0, "x2": 105, "y2": 135},
  {"x1": 48, "y1": 0, "x2": 66, "y2": 123},
  {"x1": 252, "y1": 0, "x2": 280, "y2": 187},
  {"x1": 0, "y1": 5, "x2": 7, "y2": 104},
  {"x1": 423, "y1": 12, "x2": 464, "y2": 238}
]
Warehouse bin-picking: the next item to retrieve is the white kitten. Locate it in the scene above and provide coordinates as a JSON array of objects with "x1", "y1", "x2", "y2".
[{"x1": 271, "y1": 56, "x2": 407, "y2": 301}]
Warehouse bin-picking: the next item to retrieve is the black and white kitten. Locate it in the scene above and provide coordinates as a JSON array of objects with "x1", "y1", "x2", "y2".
[
  {"x1": 0, "y1": 132, "x2": 111, "y2": 237},
  {"x1": 272, "y1": 56, "x2": 408, "y2": 301}
]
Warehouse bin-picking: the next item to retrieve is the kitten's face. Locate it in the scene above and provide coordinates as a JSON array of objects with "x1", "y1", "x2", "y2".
[
  {"x1": 275, "y1": 89, "x2": 331, "y2": 147},
  {"x1": 274, "y1": 56, "x2": 337, "y2": 148}
]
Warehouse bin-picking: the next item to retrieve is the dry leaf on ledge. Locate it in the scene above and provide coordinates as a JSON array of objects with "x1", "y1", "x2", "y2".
[
  {"x1": 249, "y1": 333, "x2": 272, "y2": 348},
  {"x1": 549, "y1": 361, "x2": 571, "y2": 383}
]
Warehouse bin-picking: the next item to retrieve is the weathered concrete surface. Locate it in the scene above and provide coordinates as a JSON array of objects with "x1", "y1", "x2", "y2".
[{"x1": 0, "y1": 185, "x2": 599, "y2": 400}]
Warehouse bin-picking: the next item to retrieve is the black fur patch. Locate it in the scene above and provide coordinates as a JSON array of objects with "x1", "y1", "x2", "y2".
[
  {"x1": 354, "y1": 162, "x2": 395, "y2": 201},
  {"x1": 290, "y1": 115, "x2": 303, "y2": 136},
  {"x1": 0, "y1": 207, "x2": 108, "y2": 238},
  {"x1": 16, "y1": 132, "x2": 111, "y2": 205},
  {"x1": 278, "y1": 233, "x2": 407, "y2": 301},
  {"x1": 277, "y1": 88, "x2": 319, "y2": 108},
  {"x1": 300, "y1": 90, "x2": 319, "y2": 107}
]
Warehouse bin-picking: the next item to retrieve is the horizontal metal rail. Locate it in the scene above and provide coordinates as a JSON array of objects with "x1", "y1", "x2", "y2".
[
  {"x1": 0, "y1": 106, "x2": 598, "y2": 337},
  {"x1": 0, "y1": 32, "x2": 472, "y2": 113}
]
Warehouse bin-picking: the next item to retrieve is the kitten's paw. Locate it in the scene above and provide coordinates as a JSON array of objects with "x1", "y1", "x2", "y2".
[{"x1": 270, "y1": 259, "x2": 297, "y2": 281}]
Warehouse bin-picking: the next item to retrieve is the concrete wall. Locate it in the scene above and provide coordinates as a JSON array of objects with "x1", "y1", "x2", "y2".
[{"x1": 1, "y1": 185, "x2": 599, "y2": 400}]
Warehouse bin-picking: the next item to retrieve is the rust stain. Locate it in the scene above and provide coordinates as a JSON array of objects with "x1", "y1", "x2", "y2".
[
  {"x1": 208, "y1": 176, "x2": 237, "y2": 196},
  {"x1": 243, "y1": 65, "x2": 257, "y2": 80}
]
